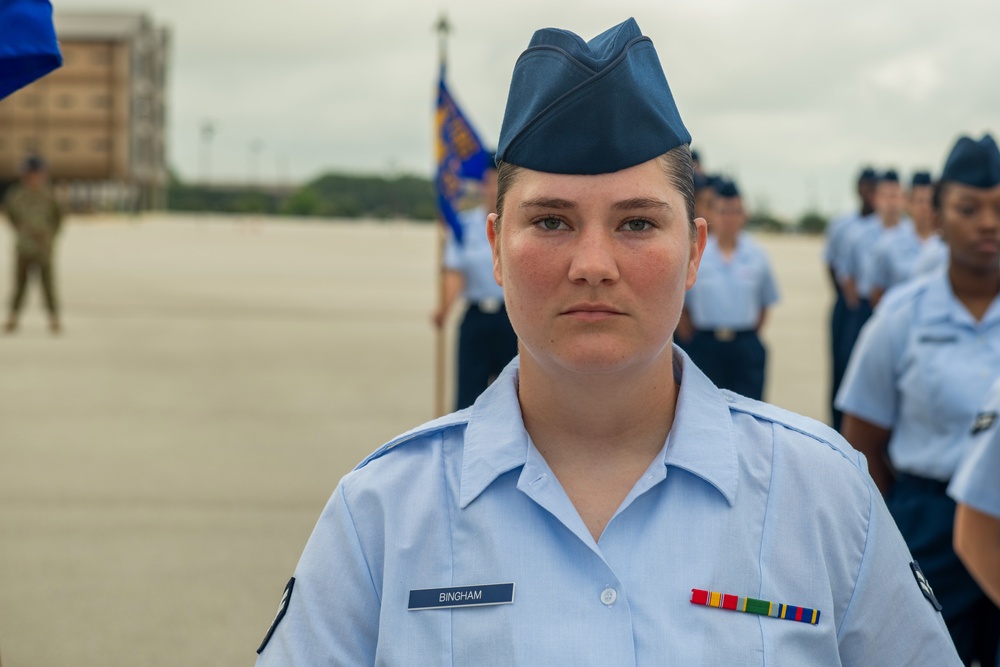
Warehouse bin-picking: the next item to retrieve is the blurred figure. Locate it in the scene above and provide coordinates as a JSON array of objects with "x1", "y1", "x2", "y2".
[
  {"x1": 866, "y1": 171, "x2": 937, "y2": 306},
  {"x1": 3, "y1": 156, "x2": 63, "y2": 333},
  {"x1": 679, "y1": 179, "x2": 779, "y2": 400},
  {"x1": 432, "y1": 161, "x2": 517, "y2": 409},
  {"x1": 949, "y1": 375, "x2": 1000, "y2": 609},
  {"x1": 824, "y1": 167, "x2": 877, "y2": 430},
  {"x1": 837, "y1": 134, "x2": 1000, "y2": 665}
]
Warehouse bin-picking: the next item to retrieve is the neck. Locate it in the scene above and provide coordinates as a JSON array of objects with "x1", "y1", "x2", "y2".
[
  {"x1": 913, "y1": 218, "x2": 935, "y2": 239},
  {"x1": 860, "y1": 203, "x2": 874, "y2": 217},
  {"x1": 517, "y1": 349, "x2": 678, "y2": 465},
  {"x1": 880, "y1": 213, "x2": 901, "y2": 228},
  {"x1": 716, "y1": 231, "x2": 738, "y2": 251},
  {"x1": 949, "y1": 262, "x2": 1000, "y2": 314}
]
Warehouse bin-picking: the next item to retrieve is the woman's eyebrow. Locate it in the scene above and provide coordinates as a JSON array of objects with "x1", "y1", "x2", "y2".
[
  {"x1": 612, "y1": 197, "x2": 673, "y2": 212},
  {"x1": 519, "y1": 197, "x2": 576, "y2": 210}
]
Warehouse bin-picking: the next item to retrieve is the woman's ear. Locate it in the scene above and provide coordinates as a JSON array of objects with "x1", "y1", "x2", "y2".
[
  {"x1": 487, "y1": 213, "x2": 503, "y2": 286},
  {"x1": 686, "y1": 217, "x2": 708, "y2": 290}
]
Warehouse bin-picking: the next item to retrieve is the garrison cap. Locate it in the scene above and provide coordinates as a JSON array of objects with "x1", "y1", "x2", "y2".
[
  {"x1": 858, "y1": 167, "x2": 877, "y2": 183},
  {"x1": 21, "y1": 155, "x2": 45, "y2": 173},
  {"x1": 496, "y1": 18, "x2": 690, "y2": 175},
  {"x1": 941, "y1": 134, "x2": 1000, "y2": 189},
  {"x1": 693, "y1": 172, "x2": 712, "y2": 193},
  {"x1": 879, "y1": 169, "x2": 900, "y2": 183},
  {"x1": 714, "y1": 178, "x2": 740, "y2": 199},
  {"x1": 910, "y1": 171, "x2": 932, "y2": 188}
]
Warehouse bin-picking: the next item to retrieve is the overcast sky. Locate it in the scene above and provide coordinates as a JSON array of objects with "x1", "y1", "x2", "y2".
[{"x1": 55, "y1": 0, "x2": 1000, "y2": 217}]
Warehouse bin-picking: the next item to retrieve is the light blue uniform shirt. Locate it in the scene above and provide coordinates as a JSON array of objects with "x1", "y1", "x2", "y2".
[
  {"x1": 443, "y1": 205, "x2": 505, "y2": 304},
  {"x1": 844, "y1": 216, "x2": 909, "y2": 298},
  {"x1": 864, "y1": 220, "x2": 926, "y2": 295},
  {"x1": 830, "y1": 213, "x2": 879, "y2": 280},
  {"x1": 948, "y1": 376, "x2": 1000, "y2": 517},
  {"x1": 685, "y1": 233, "x2": 779, "y2": 330},
  {"x1": 823, "y1": 211, "x2": 863, "y2": 269},
  {"x1": 836, "y1": 271, "x2": 1000, "y2": 480},
  {"x1": 912, "y1": 235, "x2": 949, "y2": 277},
  {"x1": 257, "y1": 350, "x2": 958, "y2": 665}
]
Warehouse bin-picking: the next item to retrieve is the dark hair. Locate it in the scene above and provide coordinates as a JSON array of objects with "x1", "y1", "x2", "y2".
[
  {"x1": 495, "y1": 144, "x2": 696, "y2": 235},
  {"x1": 932, "y1": 180, "x2": 949, "y2": 211}
]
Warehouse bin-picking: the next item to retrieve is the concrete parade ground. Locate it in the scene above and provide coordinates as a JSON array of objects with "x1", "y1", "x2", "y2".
[{"x1": 0, "y1": 215, "x2": 832, "y2": 666}]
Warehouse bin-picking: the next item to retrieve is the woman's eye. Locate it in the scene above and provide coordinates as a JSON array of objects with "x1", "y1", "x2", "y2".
[
  {"x1": 622, "y1": 219, "x2": 652, "y2": 232},
  {"x1": 538, "y1": 217, "x2": 565, "y2": 230}
]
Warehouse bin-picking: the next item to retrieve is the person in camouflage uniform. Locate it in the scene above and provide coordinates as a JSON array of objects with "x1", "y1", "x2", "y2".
[{"x1": 3, "y1": 156, "x2": 63, "y2": 333}]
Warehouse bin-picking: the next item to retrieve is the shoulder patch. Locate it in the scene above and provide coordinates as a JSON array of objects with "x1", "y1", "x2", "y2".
[
  {"x1": 257, "y1": 577, "x2": 295, "y2": 655},
  {"x1": 972, "y1": 411, "x2": 998, "y2": 435},
  {"x1": 910, "y1": 562, "x2": 943, "y2": 612},
  {"x1": 355, "y1": 409, "x2": 471, "y2": 470}
]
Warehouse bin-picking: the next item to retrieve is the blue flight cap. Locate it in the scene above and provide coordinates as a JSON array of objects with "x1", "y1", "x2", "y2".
[
  {"x1": 714, "y1": 178, "x2": 740, "y2": 199},
  {"x1": 910, "y1": 171, "x2": 932, "y2": 188},
  {"x1": 858, "y1": 167, "x2": 877, "y2": 183},
  {"x1": 496, "y1": 18, "x2": 690, "y2": 175},
  {"x1": 941, "y1": 134, "x2": 1000, "y2": 189},
  {"x1": 693, "y1": 172, "x2": 711, "y2": 193},
  {"x1": 691, "y1": 149, "x2": 701, "y2": 164},
  {"x1": 879, "y1": 169, "x2": 900, "y2": 184}
]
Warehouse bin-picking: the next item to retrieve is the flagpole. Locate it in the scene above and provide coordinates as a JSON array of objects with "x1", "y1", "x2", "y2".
[{"x1": 433, "y1": 13, "x2": 451, "y2": 418}]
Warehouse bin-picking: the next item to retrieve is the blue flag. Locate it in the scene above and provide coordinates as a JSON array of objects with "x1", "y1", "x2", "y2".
[
  {"x1": 0, "y1": 0, "x2": 63, "y2": 99},
  {"x1": 435, "y1": 66, "x2": 491, "y2": 244}
]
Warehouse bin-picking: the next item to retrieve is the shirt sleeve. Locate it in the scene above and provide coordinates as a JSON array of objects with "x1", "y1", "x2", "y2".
[
  {"x1": 256, "y1": 481, "x2": 380, "y2": 666},
  {"x1": 759, "y1": 255, "x2": 779, "y2": 309},
  {"x1": 835, "y1": 307, "x2": 900, "y2": 429},
  {"x1": 442, "y1": 227, "x2": 462, "y2": 272},
  {"x1": 836, "y1": 476, "x2": 962, "y2": 665},
  {"x1": 948, "y1": 413, "x2": 1000, "y2": 518}
]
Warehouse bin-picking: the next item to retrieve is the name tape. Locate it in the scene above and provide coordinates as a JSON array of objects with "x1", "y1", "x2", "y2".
[{"x1": 408, "y1": 583, "x2": 515, "y2": 611}]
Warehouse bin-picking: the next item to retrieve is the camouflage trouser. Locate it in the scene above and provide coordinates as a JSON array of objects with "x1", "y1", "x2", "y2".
[{"x1": 9, "y1": 252, "x2": 58, "y2": 317}]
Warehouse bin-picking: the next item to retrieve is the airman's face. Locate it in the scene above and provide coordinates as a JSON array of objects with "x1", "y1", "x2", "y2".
[
  {"x1": 488, "y1": 158, "x2": 707, "y2": 376},
  {"x1": 940, "y1": 182, "x2": 1000, "y2": 273},
  {"x1": 711, "y1": 196, "x2": 746, "y2": 237}
]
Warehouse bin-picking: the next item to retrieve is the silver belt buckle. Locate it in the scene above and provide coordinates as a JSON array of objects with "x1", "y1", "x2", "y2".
[
  {"x1": 714, "y1": 328, "x2": 736, "y2": 342},
  {"x1": 478, "y1": 298, "x2": 502, "y2": 314}
]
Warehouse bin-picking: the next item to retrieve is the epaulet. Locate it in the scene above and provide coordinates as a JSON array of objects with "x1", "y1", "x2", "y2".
[
  {"x1": 721, "y1": 391, "x2": 863, "y2": 471},
  {"x1": 875, "y1": 272, "x2": 935, "y2": 314},
  {"x1": 354, "y1": 409, "x2": 472, "y2": 471}
]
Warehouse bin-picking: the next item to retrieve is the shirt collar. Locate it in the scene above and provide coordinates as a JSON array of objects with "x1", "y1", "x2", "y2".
[
  {"x1": 459, "y1": 348, "x2": 739, "y2": 508},
  {"x1": 919, "y1": 270, "x2": 1000, "y2": 327}
]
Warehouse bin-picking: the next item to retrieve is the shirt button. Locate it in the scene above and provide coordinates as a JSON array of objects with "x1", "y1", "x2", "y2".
[{"x1": 600, "y1": 588, "x2": 618, "y2": 606}]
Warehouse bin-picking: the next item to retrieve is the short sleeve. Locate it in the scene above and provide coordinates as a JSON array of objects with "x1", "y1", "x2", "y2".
[
  {"x1": 949, "y1": 380, "x2": 1000, "y2": 517},
  {"x1": 864, "y1": 243, "x2": 890, "y2": 293},
  {"x1": 255, "y1": 481, "x2": 381, "y2": 666},
  {"x1": 835, "y1": 308, "x2": 901, "y2": 429},
  {"x1": 836, "y1": 478, "x2": 961, "y2": 665},
  {"x1": 759, "y1": 255, "x2": 779, "y2": 309},
  {"x1": 442, "y1": 226, "x2": 463, "y2": 271}
]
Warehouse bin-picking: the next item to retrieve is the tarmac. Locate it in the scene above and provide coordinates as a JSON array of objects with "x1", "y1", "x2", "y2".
[{"x1": 0, "y1": 215, "x2": 832, "y2": 666}]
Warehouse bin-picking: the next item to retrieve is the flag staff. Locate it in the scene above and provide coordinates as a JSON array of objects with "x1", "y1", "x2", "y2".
[{"x1": 433, "y1": 13, "x2": 451, "y2": 417}]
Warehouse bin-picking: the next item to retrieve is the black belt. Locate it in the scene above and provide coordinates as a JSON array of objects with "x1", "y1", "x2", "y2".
[{"x1": 697, "y1": 328, "x2": 755, "y2": 342}]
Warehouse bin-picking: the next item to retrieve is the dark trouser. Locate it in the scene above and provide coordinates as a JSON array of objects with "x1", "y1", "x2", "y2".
[
  {"x1": 9, "y1": 252, "x2": 58, "y2": 318},
  {"x1": 455, "y1": 303, "x2": 518, "y2": 410},
  {"x1": 686, "y1": 329, "x2": 766, "y2": 400},
  {"x1": 829, "y1": 291, "x2": 848, "y2": 431},
  {"x1": 832, "y1": 297, "x2": 873, "y2": 430},
  {"x1": 888, "y1": 473, "x2": 1000, "y2": 666}
]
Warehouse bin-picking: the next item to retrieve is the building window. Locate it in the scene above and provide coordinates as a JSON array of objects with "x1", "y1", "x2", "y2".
[
  {"x1": 57, "y1": 94, "x2": 74, "y2": 109},
  {"x1": 21, "y1": 93, "x2": 40, "y2": 108},
  {"x1": 22, "y1": 137, "x2": 39, "y2": 152},
  {"x1": 57, "y1": 137, "x2": 75, "y2": 152},
  {"x1": 91, "y1": 49, "x2": 111, "y2": 66},
  {"x1": 92, "y1": 138, "x2": 111, "y2": 152},
  {"x1": 92, "y1": 94, "x2": 111, "y2": 109}
]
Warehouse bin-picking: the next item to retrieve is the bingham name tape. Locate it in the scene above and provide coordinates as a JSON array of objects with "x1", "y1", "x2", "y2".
[
  {"x1": 691, "y1": 588, "x2": 820, "y2": 625},
  {"x1": 408, "y1": 583, "x2": 515, "y2": 610}
]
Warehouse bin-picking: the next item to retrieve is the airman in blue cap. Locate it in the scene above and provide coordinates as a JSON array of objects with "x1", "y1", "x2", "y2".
[
  {"x1": 256, "y1": 19, "x2": 959, "y2": 665},
  {"x1": 824, "y1": 166, "x2": 877, "y2": 430},
  {"x1": 838, "y1": 133, "x2": 1000, "y2": 665},
  {"x1": 679, "y1": 178, "x2": 779, "y2": 400}
]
